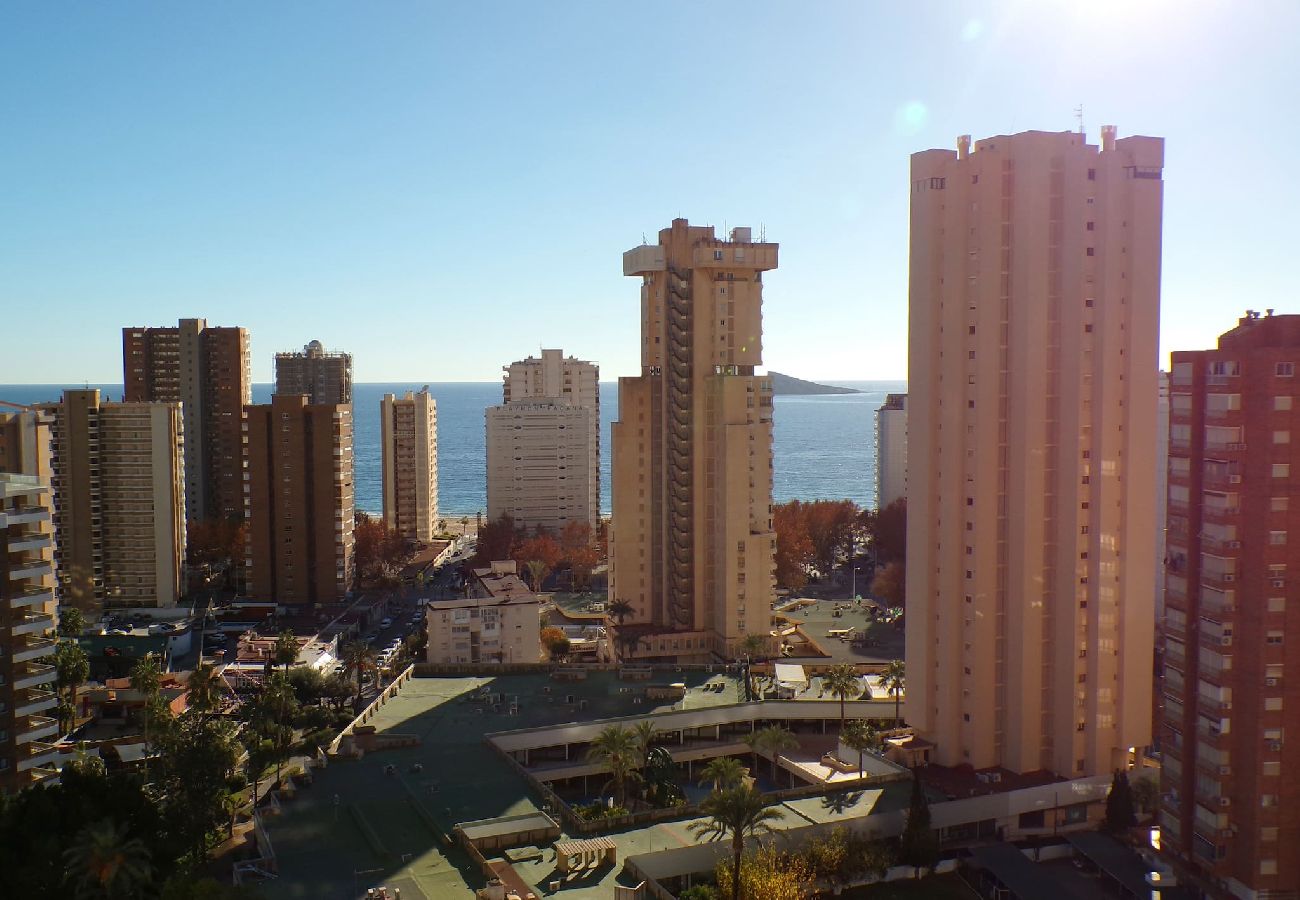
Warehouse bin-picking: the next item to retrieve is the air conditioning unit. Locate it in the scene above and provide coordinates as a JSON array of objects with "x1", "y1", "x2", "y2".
[
  {"x1": 1218, "y1": 796, "x2": 1231, "y2": 808},
  {"x1": 1228, "y1": 474, "x2": 1243, "y2": 484},
  {"x1": 1272, "y1": 579, "x2": 1286, "y2": 588},
  {"x1": 1218, "y1": 765, "x2": 1232, "y2": 775},
  {"x1": 1223, "y1": 574, "x2": 1236, "y2": 582},
  {"x1": 1266, "y1": 677, "x2": 1279, "y2": 687},
  {"x1": 1268, "y1": 741, "x2": 1283, "y2": 751},
  {"x1": 1221, "y1": 636, "x2": 1233, "y2": 647},
  {"x1": 1227, "y1": 541, "x2": 1242, "y2": 548}
]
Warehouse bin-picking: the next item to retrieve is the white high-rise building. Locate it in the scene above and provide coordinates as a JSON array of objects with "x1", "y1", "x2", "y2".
[
  {"x1": 486, "y1": 350, "x2": 599, "y2": 533},
  {"x1": 380, "y1": 389, "x2": 438, "y2": 543},
  {"x1": 875, "y1": 393, "x2": 907, "y2": 509}
]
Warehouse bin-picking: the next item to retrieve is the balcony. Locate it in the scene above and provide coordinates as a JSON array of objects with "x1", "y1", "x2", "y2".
[
  {"x1": 11, "y1": 612, "x2": 55, "y2": 637},
  {"x1": 13, "y1": 662, "x2": 57, "y2": 691},
  {"x1": 0, "y1": 506, "x2": 51, "y2": 528},
  {"x1": 5, "y1": 533, "x2": 52, "y2": 554},
  {"x1": 5, "y1": 584, "x2": 55, "y2": 610},
  {"x1": 12, "y1": 637, "x2": 57, "y2": 663},
  {"x1": 16, "y1": 742, "x2": 58, "y2": 773},
  {"x1": 14, "y1": 715, "x2": 59, "y2": 744},
  {"x1": 15, "y1": 689, "x2": 58, "y2": 718}
]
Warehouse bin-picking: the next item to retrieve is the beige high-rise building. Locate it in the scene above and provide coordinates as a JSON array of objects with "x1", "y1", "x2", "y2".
[
  {"x1": 123, "y1": 318, "x2": 251, "y2": 522},
  {"x1": 905, "y1": 127, "x2": 1163, "y2": 777},
  {"x1": 245, "y1": 394, "x2": 354, "y2": 605},
  {"x1": 44, "y1": 390, "x2": 187, "y2": 614},
  {"x1": 610, "y1": 219, "x2": 777, "y2": 662},
  {"x1": 275, "y1": 340, "x2": 353, "y2": 405},
  {"x1": 487, "y1": 349, "x2": 599, "y2": 533},
  {"x1": 381, "y1": 390, "x2": 438, "y2": 542},
  {"x1": 0, "y1": 408, "x2": 60, "y2": 790}
]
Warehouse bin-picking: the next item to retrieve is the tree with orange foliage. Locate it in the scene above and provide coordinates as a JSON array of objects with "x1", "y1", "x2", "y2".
[
  {"x1": 871, "y1": 498, "x2": 907, "y2": 564},
  {"x1": 870, "y1": 560, "x2": 905, "y2": 607},
  {"x1": 802, "y1": 499, "x2": 861, "y2": 574},
  {"x1": 353, "y1": 512, "x2": 407, "y2": 587},
  {"x1": 514, "y1": 533, "x2": 563, "y2": 591},
  {"x1": 559, "y1": 521, "x2": 600, "y2": 592},
  {"x1": 773, "y1": 502, "x2": 814, "y2": 591},
  {"x1": 470, "y1": 514, "x2": 518, "y2": 569}
]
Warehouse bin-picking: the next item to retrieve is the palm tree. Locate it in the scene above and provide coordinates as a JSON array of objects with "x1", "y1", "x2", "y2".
[
  {"x1": 341, "y1": 641, "x2": 376, "y2": 702},
  {"x1": 607, "y1": 599, "x2": 633, "y2": 626},
  {"x1": 840, "y1": 719, "x2": 880, "y2": 776},
  {"x1": 631, "y1": 719, "x2": 659, "y2": 770},
  {"x1": 688, "y1": 785, "x2": 785, "y2": 900},
  {"x1": 739, "y1": 633, "x2": 770, "y2": 661},
  {"x1": 822, "y1": 664, "x2": 862, "y2": 732},
  {"x1": 130, "y1": 654, "x2": 162, "y2": 769},
  {"x1": 586, "y1": 724, "x2": 640, "y2": 808},
  {"x1": 525, "y1": 558, "x2": 549, "y2": 593},
  {"x1": 274, "y1": 629, "x2": 299, "y2": 674},
  {"x1": 57, "y1": 605, "x2": 87, "y2": 638},
  {"x1": 699, "y1": 756, "x2": 747, "y2": 792},
  {"x1": 882, "y1": 659, "x2": 906, "y2": 726},
  {"x1": 746, "y1": 725, "x2": 799, "y2": 787},
  {"x1": 186, "y1": 661, "x2": 222, "y2": 716},
  {"x1": 63, "y1": 819, "x2": 153, "y2": 899}
]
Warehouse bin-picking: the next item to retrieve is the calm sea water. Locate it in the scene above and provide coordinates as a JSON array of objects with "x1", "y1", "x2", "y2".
[{"x1": 0, "y1": 380, "x2": 904, "y2": 516}]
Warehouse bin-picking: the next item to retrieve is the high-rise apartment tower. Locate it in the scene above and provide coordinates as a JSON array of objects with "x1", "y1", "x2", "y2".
[
  {"x1": 875, "y1": 393, "x2": 908, "y2": 509},
  {"x1": 380, "y1": 389, "x2": 439, "y2": 543},
  {"x1": 1161, "y1": 312, "x2": 1300, "y2": 898},
  {"x1": 905, "y1": 127, "x2": 1163, "y2": 776},
  {"x1": 487, "y1": 349, "x2": 599, "y2": 532},
  {"x1": 123, "y1": 318, "x2": 251, "y2": 522},
  {"x1": 610, "y1": 219, "x2": 777, "y2": 662},
  {"x1": 44, "y1": 390, "x2": 187, "y2": 613},
  {"x1": 0, "y1": 407, "x2": 60, "y2": 790},
  {"x1": 275, "y1": 340, "x2": 353, "y2": 406},
  {"x1": 244, "y1": 394, "x2": 354, "y2": 605}
]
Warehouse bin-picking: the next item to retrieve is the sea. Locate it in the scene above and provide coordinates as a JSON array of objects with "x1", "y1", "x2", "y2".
[{"x1": 0, "y1": 380, "x2": 906, "y2": 517}]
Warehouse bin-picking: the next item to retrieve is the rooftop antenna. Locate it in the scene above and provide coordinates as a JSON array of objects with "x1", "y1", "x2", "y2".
[
  {"x1": 1074, "y1": 104, "x2": 1085, "y2": 136},
  {"x1": 760, "y1": 223, "x2": 766, "y2": 243}
]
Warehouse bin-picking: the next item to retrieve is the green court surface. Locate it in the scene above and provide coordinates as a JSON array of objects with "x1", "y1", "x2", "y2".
[{"x1": 261, "y1": 672, "x2": 745, "y2": 898}]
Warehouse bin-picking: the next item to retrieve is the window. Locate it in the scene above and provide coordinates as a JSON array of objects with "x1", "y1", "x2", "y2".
[
  {"x1": 1266, "y1": 697, "x2": 1284, "y2": 711},
  {"x1": 1269, "y1": 597, "x2": 1286, "y2": 613},
  {"x1": 1271, "y1": 531, "x2": 1288, "y2": 545},
  {"x1": 1267, "y1": 631, "x2": 1284, "y2": 645},
  {"x1": 1273, "y1": 496, "x2": 1289, "y2": 512},
  {"x1": 1277, "y1": 362, "x2": 1294, "y2": 377},
  {"x1": 1274, "y1": 464, "x2": 1291, "y2": 478},
  {"x1": 1087, "y1": 168, "x2": 1096, "y2": 181},
  {"x1": 1086, "y1": 221, "x2": 1095, "y2": 231},
  {"x1": 1276, "y1": 396, "x2": 1293, "y2": 410},
  {"x1": 1086, "y1": 247, "x2": 1095, "y2": 257},
  {"x1": 1275, "y1": 431, "x2": 1291, "y2": 444},
  {"x1": 1262, "y1": 860, "x2": 1279, "y2": 876},
  {"x1": 1210, "y1": 360, "x2": 1240, "y2": 376}
]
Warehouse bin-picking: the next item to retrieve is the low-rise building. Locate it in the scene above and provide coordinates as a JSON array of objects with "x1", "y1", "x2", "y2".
[{"x1": 425, "y1": 561, "x2": 541, "y2": 665}]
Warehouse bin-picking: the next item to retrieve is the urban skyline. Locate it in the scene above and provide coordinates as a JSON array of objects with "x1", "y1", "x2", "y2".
[{"x1": 4, "y1": 3, "x2": 1297, "y2": 385}]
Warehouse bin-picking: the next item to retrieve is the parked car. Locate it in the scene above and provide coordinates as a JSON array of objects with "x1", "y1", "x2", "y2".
[{"x1": 379, "y1": 617, "x2": 393, "y2": 629}]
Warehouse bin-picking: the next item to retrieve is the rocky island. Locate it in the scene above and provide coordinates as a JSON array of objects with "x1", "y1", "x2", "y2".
[{"x1": 767, "y1": 371, "x2": 862, "y2": 396}]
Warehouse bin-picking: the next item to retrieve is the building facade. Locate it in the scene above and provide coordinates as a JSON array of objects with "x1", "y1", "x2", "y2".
[
  {"x1": 487, "y1": 349, "x2": 599, "y2": 533},
  {"x1": 0, "y1": 409, "x2": 60, "y2": 790},
  {"x1": 905, "y1": 128, "x2": 1163, "y2": 776},
  {"x1": 274, "y1": 340, "x2": 353, "y2": 406},
  {"x1": 1161, "y1": 312, "x2": 1300, "y2": 898},
  {"x1": 424, "y1": 560, "x2": 541, "y2": 665},
  {"x1": 244, "y1": 394, "x2": 354, "y2": 605},
  {"x1": 123, "y1": 318, "x2": 251, "y2": 522},
  {"x1": 875, "y1": 393, "x2": 908, "y2": 509},
  {"x1": 44, "y1": 390, "x2": 187, "y2": 613},
  {"x1": 380, "y1": 389, "x2": 438, "y2": 543},
  {"x1": 609, "y1": 219, "x2": 777, "y2": 662}
]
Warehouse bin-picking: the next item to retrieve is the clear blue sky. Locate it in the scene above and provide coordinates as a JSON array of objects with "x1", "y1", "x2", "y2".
[{"x1": 3, "y1": 1, "x2": 1297, "y2": 384}]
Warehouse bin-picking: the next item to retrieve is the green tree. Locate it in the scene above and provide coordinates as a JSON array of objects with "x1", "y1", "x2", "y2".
[
  {"x1": 821, "y1": 664, "x2": 861, "y2": 732},
  {"x1": 63, "y1": 819, "x2": 153, "y2": 899},
  {"x1": 699, "y1": 756, "x2": 747, "y2": 792},
  {"x1": 586, "y1": 724, "x2": 640, "y2": 807},
  {"x1": 58, "y1": 605, "x2": 87, "y2": 637},
  {"x1": 1105, "y1": 770, "x2": 1138, "y2": 832},
  {"x1": 55, "y1": 639, "x2": 90, "y2": 733},
  {"x1": 740, "y1": 633, "x2": 771, "y2": 662},
  {"x1": 631, "y1": 719, "x2": 660, "y2": 770},
  {"x1": 186, "y1": 661, "x2": 222, "y2": 717},
  {"x1": 157, "y1": 712, "x2": 242, "y2": 861},
  {"x1": 273, "y1": 629, "x2": 299, "y2": 673},
  {"x1": 689, "y1": 785, "x2": 786, "y2": 900},
  {"x1": 1132, "y1": 772, "x2": 1159, "y2": 816},
  {"x1": 341, "y1": 640, "x2": 376, "y2": 702},
  {"x1": 642, "y1": 745, "x2": 686, "y2": 807},
  {"x1": 899, "y1": 774, "x2": 939, "y2": 876},
  {"x1": 746, "y1": 726, "x2": 799, "y2": 787},
  {"x1": 840, "y1": 719, "x2": 880, "y2": 776},
  {"x1": 130, "y1": 654, "x2": 164, "y2": 772},
  {"x1": 606, "y1": 599, "x2": 633, "y2": 625},
  {"x1": 882, "y1": 659, "x2": 906, "y2": 726}
]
